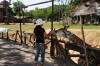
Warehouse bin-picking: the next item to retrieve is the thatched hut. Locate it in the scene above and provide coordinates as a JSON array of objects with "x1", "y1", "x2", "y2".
[
  {"x1": 0, "y1": 1, "x2": 4, "y2": 22},
  {"x1": 0, "y1": 0, "x2": 13, "y2": 23},
  {"x1": 71, "y1": 0, "x2": 100, "y2": 24}
]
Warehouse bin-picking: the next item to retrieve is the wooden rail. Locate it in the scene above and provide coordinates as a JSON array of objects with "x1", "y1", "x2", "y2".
[
  {"x1": 50, "y1": 38, "x2": 100, "y2": 65},
  {"x1": 0, "y1": 29, "x2": 35, "y2": 47}
]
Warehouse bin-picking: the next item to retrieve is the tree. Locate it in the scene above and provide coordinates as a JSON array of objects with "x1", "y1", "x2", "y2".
[
  {"x1": 0, "y1": 0, "x2": 13, "y2": 24},
  {"x1": 12, "y1": 1, "x2": 25, "y2": 16},
  {"x1": 26, "y1": 0, "x2": 88, "y2": 21}
]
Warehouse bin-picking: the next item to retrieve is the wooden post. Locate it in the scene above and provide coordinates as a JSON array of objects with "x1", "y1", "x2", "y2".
[
  {"x1": 7, "y1": 31, "x2": 8, "y2": 40},
  {"x1": 20, "y1": 22, "x2": 23, "y2": 43},
  {"x1": 24, "y1": 33, "x2": 26, "y2": 44},
  {"x1": 29, "y1": 34, "x2": 32, "y2": 42},
  {"x1": 15, "y1": 30, "x2": 18, "y2": 42},
  {"x1": 80, "y1": 16, "x2": 89, "y2": 66},
  {"x1": 1, "y1": 32, "x2": 3, "y2": 39},
  {"x1": 50, "y1": 0, "x2": 54, "y2": 58},
  {"x1": 98, "y1": 16, "x2": 100, "y2": 24},
  {"x1": 65, "y1": 44, "x2": 69, "y2": 57}
]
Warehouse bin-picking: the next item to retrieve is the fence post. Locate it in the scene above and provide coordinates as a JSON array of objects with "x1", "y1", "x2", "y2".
[
  {"x1": 29, "y1": 34, "x2": 32, "y2": 42},
  {"x1": 15, "y1": 30, "x2": 18, "y2": 42},
  {"x1": 24, "y1": 33, "x2": 26, "y2": 44},
  {"x1": 1, "y1": 32, "x2": 3, "y2": 39},
  {"x1": 7, "y1": 31, "x2": 9, "y2": 40},
  {"x1": 65, "y1": 43, "x2": 69, "y2": 59},
  {"x1": 50, "y1": 0, "x2": 54, "y2": 58}
]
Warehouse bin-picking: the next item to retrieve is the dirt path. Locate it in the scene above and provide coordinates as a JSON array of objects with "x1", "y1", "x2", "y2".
[
  {"x1": 0, "y1": 39, "x2": 80, "y2": 66},
  {"x1": 0, "y1": 39, "x2": 54, "y2": 66}
]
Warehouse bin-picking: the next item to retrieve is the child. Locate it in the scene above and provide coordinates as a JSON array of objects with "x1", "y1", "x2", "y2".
[{"x1": 33, "y1": 19, "x2": 55, "y2": 66}]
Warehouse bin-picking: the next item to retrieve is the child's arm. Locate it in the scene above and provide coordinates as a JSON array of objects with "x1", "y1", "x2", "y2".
[
  {"x1": 44, "y1": 30, "x2": 55, "y2": 38},
  {"x1": 44, "y1": 32, "x2": 49, "y2": 38},
  {"x1": 32, "y1": 33, "x2": 36, "y2": 39}
]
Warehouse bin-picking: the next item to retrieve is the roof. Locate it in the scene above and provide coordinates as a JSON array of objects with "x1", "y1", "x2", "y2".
[
  {"x1": 17, "y1": 3, "x2": 26, "y2": 9},
  {"x1": 0, "y1": 4, "x2": 3, "y2": 8},
  {"x1": 72, "y1": 1, "x2": 100, "y2": 16},
  {"x1": 96, "y1": 7, "x2": 100, "y2": 15},
  {"x1": 0, "y1": 0, "x2": 9, "y2": 8},
  {"x1": 1, "y1": 0, "x2": 9, "y2": 5}
]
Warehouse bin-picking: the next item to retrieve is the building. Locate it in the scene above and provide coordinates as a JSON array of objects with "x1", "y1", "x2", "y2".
[
  {"x1": 0, "y1": 0, "x2": 11, "y2": 23},
  {"x1": 0, "y1": 2, "x2": 4, "y2": 21},
  {"x1": 71, "y1": 0, "x2": 100, "y2": 24}
]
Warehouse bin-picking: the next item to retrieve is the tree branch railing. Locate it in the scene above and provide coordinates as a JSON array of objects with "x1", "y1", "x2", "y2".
[
  {"x1": 48, "y1": 38, "x2": 100, "y2": 65},
  {"x1": 0, "y1": 29, "x2": 35, "y2": 47}
]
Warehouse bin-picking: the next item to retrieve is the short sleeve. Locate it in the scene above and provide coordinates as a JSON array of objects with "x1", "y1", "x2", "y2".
[{"x1": 42, "y1": 28, "x2": 45, "y2": 33}]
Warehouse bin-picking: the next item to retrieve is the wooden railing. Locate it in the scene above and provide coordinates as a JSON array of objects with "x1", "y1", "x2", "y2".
[
  {"x1": 0, "y1": 29, "x2": 35, "y2": 47},
  {"x1": 51, "y1": 38, "x2": 100, "y2": 65}
]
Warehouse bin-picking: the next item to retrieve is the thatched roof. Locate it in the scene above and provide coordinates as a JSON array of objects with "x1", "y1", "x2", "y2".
[
  {"x1": 1, "y1": 0, "x2": 9, "y2": 4},
  {"x1": 72, "y1": 1, "x2": 100, "y2": 16},
  {"x1": 96, "y1": 7, "x2": 100, "y2": 15},
  {"x1": 0, "y1": 4, "x2": 3, "y2": 8},
  {"x1": 0, "y1": 0, "x2": 9, "y2": 8},
  {"x1": 16, "y1": 3, "x2": 27, "y2": 9},
  {"x1": 17, "y1": 3, "x2": 25, "y2": 8},
  {"x1": 82, "y1": 0, "x2": 100, "y2": 3}
]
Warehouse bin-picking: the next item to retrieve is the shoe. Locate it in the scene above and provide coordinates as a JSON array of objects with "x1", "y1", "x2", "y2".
[
  {"x1": 40, "y1": 64, "x2": 44, "y2": 66},
  {"x1": 40, "y1": 62, "x2": 44, "y2": 66},
  {"x1": 34, "y1": 62, "x2": 37, "y2": 66}
]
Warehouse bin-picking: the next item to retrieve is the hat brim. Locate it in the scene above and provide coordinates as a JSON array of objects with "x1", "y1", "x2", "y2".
[{"x1": 35, "y1": 21, "x2": 45, "y2": 26}]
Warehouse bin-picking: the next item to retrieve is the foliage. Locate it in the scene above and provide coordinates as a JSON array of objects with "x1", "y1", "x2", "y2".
[
  {"x1": 29, "y1": 7, "x2": 50, "y2": 20},
  {"x1": 0, "y1": 0, "x2": 13, "y2": 16},
  {"x1": 12, "y1": 1, "x2": 24, "y2": 16},
  {"x1": 13, "y1": 0, "x2": 100, "y2": 23},
  {"x1": 13, "y1": 0, "x2": 84, "y2": 21}
]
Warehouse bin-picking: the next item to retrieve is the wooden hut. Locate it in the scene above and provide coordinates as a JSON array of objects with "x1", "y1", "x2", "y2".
[
  {"x1": 0, "y1": 0, "x2": 13, "y2": 23},
  {"x1": 71, "y1": 0, "x2": 100, "y2": 24},
  {"x1": 0, "y1": 2, "x2": 4, "y2": 22}
]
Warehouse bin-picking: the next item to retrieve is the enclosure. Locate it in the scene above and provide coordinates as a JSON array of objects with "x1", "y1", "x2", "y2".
[{"x1": 0, "y1": 0, "x2": 100, "y2": 66}]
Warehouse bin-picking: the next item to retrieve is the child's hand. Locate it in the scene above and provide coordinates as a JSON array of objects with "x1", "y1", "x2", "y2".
[
  {"x1": 48, "y1": 30, "x2": 56, "y2": 36},
  {"x1": 45, "y1": 45, "x2": 48, "y2": 49}
]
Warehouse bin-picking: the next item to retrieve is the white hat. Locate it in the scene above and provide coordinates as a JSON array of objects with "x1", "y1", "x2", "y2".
[{"x1": 35, "y1": 19, "x2": 45, "y2": 26}]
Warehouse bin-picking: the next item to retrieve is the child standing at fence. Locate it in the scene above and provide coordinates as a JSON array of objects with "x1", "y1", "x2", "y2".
[{"x1": 33, "y1": 19, "x2": 55, "y2": 66}]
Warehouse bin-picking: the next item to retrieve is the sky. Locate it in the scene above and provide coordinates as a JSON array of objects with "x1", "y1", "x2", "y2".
[
  {"x1": 0, "y1": 0, "x2": 70, "y2": 11},
  {"x1": 1, "y1": 0, "x2": 60, "y2": 11}
]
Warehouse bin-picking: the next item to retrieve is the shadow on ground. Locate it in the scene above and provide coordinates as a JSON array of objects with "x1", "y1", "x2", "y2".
[
  {"x1": 0, "y1": 39, "x2": 54, "y2": 66},
  {"x1": 0, "y1": 39, "x2": 80, "y2": 66}
]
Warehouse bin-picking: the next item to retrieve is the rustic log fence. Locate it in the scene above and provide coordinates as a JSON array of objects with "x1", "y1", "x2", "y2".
[
  {"x1": 50, "y1": 38, "x2": 100, "y2": 66},
  {"x1": 0, "y1": 29, "x2": 34, "y2": 47}
]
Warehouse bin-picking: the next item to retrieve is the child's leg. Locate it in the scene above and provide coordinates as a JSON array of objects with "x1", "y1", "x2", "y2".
[
  {"x1": 34, "y1": 43, "x2": 40, "y2": 62},
  {"x1": 40, "y1": 43, "x2": 45, "y2": 63}
]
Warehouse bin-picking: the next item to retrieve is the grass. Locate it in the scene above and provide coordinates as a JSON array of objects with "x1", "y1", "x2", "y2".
[
  {"x1": 0, "y1": 22, "x2": 64, "y2": 33},
  {"x1": 44, "y1": 22, "x2": 64, "y2": 29},
  {"x1": 69, "y1": 24, "x2": 100, "y2": 29},
  {"x1": 0, "y1": 22, "x2": 100, "y2": 33},
  {"x1": 0, "y1": 23, "x2": 35, "y2": 33}
]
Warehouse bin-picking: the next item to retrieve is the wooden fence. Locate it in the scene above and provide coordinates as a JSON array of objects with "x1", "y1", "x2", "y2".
[{"x1": 0, "y1": 29, "x2": 34, "y2": 47}]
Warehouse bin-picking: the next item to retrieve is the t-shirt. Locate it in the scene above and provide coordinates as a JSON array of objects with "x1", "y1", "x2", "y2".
[{"x1": 34, "y1": 25, "x2": 45, "y2": 43}]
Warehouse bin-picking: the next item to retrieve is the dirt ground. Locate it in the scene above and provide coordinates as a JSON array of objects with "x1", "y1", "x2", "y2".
[{"x1": 68, "y1": 29, "x2": 100, "y2": 48}]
